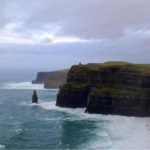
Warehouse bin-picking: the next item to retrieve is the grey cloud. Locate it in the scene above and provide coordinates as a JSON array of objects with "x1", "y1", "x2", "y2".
[
  {"x1": 0, "y1": 34, "x2": 150, "y2": 72},
  {"x1": 0, "y1": 0, "x2": 150, "y2": 72},
  {"x1": 1, "y1": 0, "x2": 150, "y2": 39}
]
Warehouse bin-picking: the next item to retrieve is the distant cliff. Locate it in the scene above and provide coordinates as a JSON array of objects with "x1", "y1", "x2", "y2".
[
  {"x1": 56, "y1": 62, "x2": 150, "y2": 117},
  {"x1": 32, "y1": 69, "x2": 68, "y2": 89}
]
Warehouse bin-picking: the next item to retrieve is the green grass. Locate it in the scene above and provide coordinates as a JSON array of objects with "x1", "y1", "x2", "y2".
[
  {"x1": 91, "y1": 87, "x2": 150, "y2": 97},
  {"x1": 104, "y1": 61, "x2": 131, "y2": 65},
  {"x1": 71, "y1": 61, "x2": 150, "y2": 75},
  {"x1": 60, "y1": 83, "x2": 88, "y2": 90},
  {"x1": 92, "y1": 87, "x2": 123, "y2": 94}
]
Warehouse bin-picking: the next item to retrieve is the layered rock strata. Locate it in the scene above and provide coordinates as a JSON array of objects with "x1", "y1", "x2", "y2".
[{"x1": 56, "y1": 62, "x2": 150, "y2": 116}]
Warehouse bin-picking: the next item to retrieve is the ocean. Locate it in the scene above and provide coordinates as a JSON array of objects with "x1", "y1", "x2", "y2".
[{"x1": 0, "y1": 72, "x2": 150, "y2": 149}]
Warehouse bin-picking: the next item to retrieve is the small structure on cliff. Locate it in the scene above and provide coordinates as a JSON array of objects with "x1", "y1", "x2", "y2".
[
  {"x1": 56, "y1": 61, "x2": 150, "y2": 117},
  {"x1": 79, "y1": 62, "x2": 82, "y2": 66},
  {"x1": 32, "y1": 90, "x2": 38, "y2": 103}
]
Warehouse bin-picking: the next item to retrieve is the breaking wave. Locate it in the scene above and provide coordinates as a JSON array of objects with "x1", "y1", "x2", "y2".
[
  {"x1": 0, "y1": 82, "x2": 44, "y2": 90},
  {"x1": 20, "y1": 98, "x2": 150, "y2": 149},
  {"x1": 31, "y1": 101, "x2": 150, "y2": 149},
  {"x1": 0, "y1": 144, "x2": 5, "y2": 149}
]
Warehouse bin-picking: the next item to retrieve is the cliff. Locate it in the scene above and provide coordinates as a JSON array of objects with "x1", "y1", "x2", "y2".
[
  {"x1": 32, "y1": 69, "x2": 68, "y2": 89},
  {"x1": 56, "y1": 62, "x2": 150, "y2": 116}
]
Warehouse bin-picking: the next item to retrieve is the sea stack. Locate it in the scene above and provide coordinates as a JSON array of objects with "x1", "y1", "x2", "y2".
[{"x1": 32, "y1": 90, "x2": 38, "y2": 103}]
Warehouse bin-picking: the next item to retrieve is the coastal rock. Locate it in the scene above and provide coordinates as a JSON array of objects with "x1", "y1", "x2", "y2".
[
  {"x1": 56, "y1": 62, "x2": 150, "y2": 116},
  {"x1": 32, "y1": 72, "x2": 51, "y2": 84},
  {"x1": 56, "y1": 83, "x2": 89, "y2": 108},
  {"x1": 32, "y1": 90, "x2": 38, "y2": 103},
  {"x1": 86, "y1": 88, "x2": 150, "y2": 116},
  {"x1": 32, "y1": 70, "x2": 68, "y2": 89}
]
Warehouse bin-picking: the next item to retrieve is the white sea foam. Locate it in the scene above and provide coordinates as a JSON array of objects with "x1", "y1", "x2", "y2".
[
  {"x1": 85, "y1": 115, "x2": 150, "y2": 150},
  {"x1": 40, "y1": 101, "x2": 150, "y2": 149},
  {"x1": 0, "y1": 144, "x2": 5, "y2": 149},
  {"x1": 22, "y1": 100, "x2": 150, "y2": 149},
  {"x1": 39, "y1": 101, "x2": 85, "y2": 116},
  {"x1": 108, "y1": 117, "x2": 150, "y2": 149},
  {"x1": 23, "y1": 100, "x2": 84, "y2": 116},
  {"x1": 1, "y1": 82, "x2": 44, "y2": 90}
]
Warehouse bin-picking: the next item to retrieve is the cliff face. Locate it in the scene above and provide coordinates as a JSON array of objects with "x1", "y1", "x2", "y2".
[
  {"x1": 32, "y1": 72, "x2": 52, "y2": 84},
  {"x1": 56, "y1": 62, "x2": 150, "y2": 116},
  {"x1": 57, "y1": 83, "x2": 89, "y2": 108},
  {"x1": 32, "y1": 70, "x2": 68, "y2": 88},
  {"x1": 86, "y1": 88, "x2": 150, "y2": 116}
]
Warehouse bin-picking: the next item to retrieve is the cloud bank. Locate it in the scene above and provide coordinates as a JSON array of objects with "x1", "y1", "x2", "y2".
[{"x1": 0, "y1": 0, "x2": 150, "y2": 71}]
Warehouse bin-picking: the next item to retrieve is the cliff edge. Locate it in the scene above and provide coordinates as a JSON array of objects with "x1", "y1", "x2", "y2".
[
  {"x1": 32, "y1": 69, "x2": 68, "y2": 88},
  {"x1": 56, "y1": 62, "x2": 150, "y2": 116}
]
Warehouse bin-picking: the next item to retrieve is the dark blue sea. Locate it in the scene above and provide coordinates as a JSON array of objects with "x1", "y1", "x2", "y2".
[{"x1": 0, "y1": 72, "x2": 150, "y2": 149}]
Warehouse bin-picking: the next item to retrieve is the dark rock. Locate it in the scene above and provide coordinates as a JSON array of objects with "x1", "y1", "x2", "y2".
[
  {"x1": 32, "y1": 90, "x2": 38, "y2": 103},
  {"x1": 32, "y1": 70, "x2": 68, "y2": 89},
  {"x1": 56, "y1": 83, "x2": 89, "y2": 108},
  {"x1": 32, "y1": 72, "x2": 51, "y2": 84},
  {"x1": 86, "y1": 88, "x2": 150, "y2": 116},
  {"x1": 56, "y1": 62, "x2": 150, "y2": 116}
]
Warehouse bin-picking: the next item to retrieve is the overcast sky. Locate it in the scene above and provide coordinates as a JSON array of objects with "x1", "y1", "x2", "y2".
[{"x1": 0, "y1": 0, "x2": 150, "y2": 72}]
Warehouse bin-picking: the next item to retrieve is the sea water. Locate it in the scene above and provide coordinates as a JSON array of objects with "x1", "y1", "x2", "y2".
[{"x1": 0, "y1": 73, "x2": 150, "y2": 149}]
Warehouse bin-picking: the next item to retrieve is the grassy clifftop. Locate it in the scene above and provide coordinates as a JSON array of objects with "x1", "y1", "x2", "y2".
[
  {"x1": 69, "y1": 61, "x2": 150, "y2": 74},
  {"x1": 57, "y1": 61, "x2": 150, "y2": 116},
  {"x1": 67, "y1": 62, "x2": 150, "y2": 88}
]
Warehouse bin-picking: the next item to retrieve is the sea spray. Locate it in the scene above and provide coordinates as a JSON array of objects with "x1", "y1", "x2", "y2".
[
  {"x1": 0, "y1": 85, "x2": 150, "y2": 149},
  {"x1": 29, "y1": 100, "x2": 150, "y2": 149},
  {"x1": 0, "y1": 82, "x2": 44, "y2": 90}
]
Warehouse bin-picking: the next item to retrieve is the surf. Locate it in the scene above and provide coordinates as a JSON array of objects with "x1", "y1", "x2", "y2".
[{"x1": 0, "y1": 82, "x2": 44, "y2": 90}]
